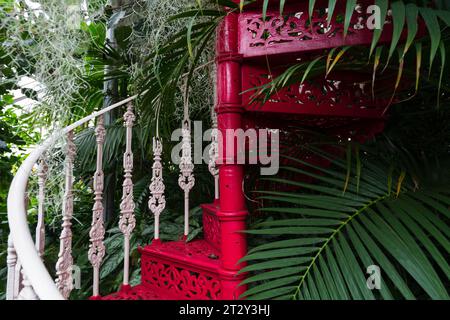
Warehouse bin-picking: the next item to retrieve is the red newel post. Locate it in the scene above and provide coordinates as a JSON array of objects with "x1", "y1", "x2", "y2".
[{"x1": 215, "y1": 12, "x2": 248, "y2": 300}]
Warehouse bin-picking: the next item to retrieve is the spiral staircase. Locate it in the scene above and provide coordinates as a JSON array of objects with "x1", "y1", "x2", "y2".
[{"x1": 6, "y1": 0, "x2": 410, "y2": 300}]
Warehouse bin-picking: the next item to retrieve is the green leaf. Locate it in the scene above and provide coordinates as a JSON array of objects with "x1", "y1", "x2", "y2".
[
  {"x1": 344, "y1": 0, "x2": 357, "y2": 37},
  {"x1": 387, "y1": 1, "x2": 406, "y2": 65},
  {"x1": 257, "y1": 218, "x2": 342, "y2": 227},
  {"x1": 415, "y1": 42, "x2": 422, "y2": 93},
  {"x1": 309, "y1": 0, "x2": 317, "y2": 26},
  {"x1": 241, "y1": 266, "x2": 304, "y2": 285},
  {"x1": 355, "y1": 144, "x2": 361, "y2": 193},
  {"x1": 436, "y1": 10, "x2": 450, "y2": 26},
  {"x1": 186, "y1": 15, "x2": 197, "y2": 59},
  {"x1": 419, "y1": 7, "x2": 441, "y2": 72},
  {"x1": 262, "y1": 0, "x2": 269, "y2": 20},
  {"x1": 169, "y1": 9, "x2": 224, "y2": 20},
  {"x1": 347, "y1": 225, "x2": 394, "y2": 299},
  {"x1": 195, "y1": 0, "x2": 202, "y2": 11},
  {"x1": 437, "y1": 41, "x2": 445, "y2": 108},
  {"x1": 326, "y1": 46, "x2": 350, "y2": 77},
  {"x1": 259, "y1": 207, "x2": 349, "y2": 218},
  {"x1": 243, "y1": 148, "x2": 450, "y2": 300},
  {"x1": 240, "y1": 257, "x2": 311, "y2": 273},
  {"x1": 327, "y1": 0, "x2": 337, "y2": 26},
  {"x1": 241, "y1": 247, "x2": 319, "y2": 262},
  {"x1": 393, "y1": 202, "x2": 450, "y2": 278},
  {"x1": 242, "y1": 276, "x2": 299, "y2": 297},
  {"x1": 244, "y1": 226, "x2": 334, "y2": 235},
  {"x1": 279, "y1": 0, "x2": 286, "y2": 16},
  {"x1": 403, "y1": 3, "x2": 418, "y2": 57},
  {"x1": 363, "y1": 210, "x2": 449, "y2": 299},
  {"x1": 248, "y1": 238, "x2": 326, "y2": 254},
  {"x1": 245, "y1": 286, "x2": 297, "y2": 300},
  {"x1": 343, "y1": 143, "x2": 352, "y2": 194},
  {"x1": 372, "y1": 46, "x2": 383, "y2": 99},
  {"x1": 369, "y1": 0, "x2": 388, "y2": 57},
  {"x1": 301, "y1": 56, "x2": 323, "y2": 84},
  {"x1": 352, "y1": 220, "x2": 415, "y2": 299}
]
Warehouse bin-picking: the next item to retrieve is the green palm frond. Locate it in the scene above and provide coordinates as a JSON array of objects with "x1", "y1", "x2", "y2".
[{"x1": 241, "y1": 147, "x2": 450, "y2": 300}]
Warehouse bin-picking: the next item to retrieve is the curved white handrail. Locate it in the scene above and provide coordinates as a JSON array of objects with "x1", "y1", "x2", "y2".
[{"x1": 7, "y1": 93, "x2": 144, "y2": 300}]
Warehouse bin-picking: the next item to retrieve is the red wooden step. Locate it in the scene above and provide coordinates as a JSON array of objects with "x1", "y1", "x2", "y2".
[
  {"x1": 237, "y1": 0, "x2": 394, "y2": 59},
  {"x1": 101, "y1": 284, "x2": 165, "y2": 300},
  {"x1": 241, "y1": 66, "x2": 395, "y2": 120},
  {"x1": 138, "y1": 239, "x2": 223, "y2": 300}
]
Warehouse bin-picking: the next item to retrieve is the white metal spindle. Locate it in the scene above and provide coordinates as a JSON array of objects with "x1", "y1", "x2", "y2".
[
  {"x1": 13, "y1": 262, "x2": 22, "y2": 299},
  {"x1": 55, "y1": 131, "x2": 76, "y2": 299},
  {"x1": 149, "y1": 137, "x2": 166, "y2": 240},
  {"x1": 17, "y1": 270, "x2": 38, "y2": 300},
  {"x1": 36, "y1": 158, "x2": 48, "y2": 257},
  {"x1": 178, "y1": 120, "x2": 195, "y2": 237},
  {"x1": 6, "y1": 235, "x2": 18, "y2": 300},
  {"x1": 119, "y1": 102, "x2": 136, "y2": 287},
  {"x1": 88, "y1": 116, "x2": 106, "y2": 298},
  {"x1": 208, "y1": 109, "x2": 219, "y2": 200},
  {"x1": 16, "y1": 182, "x2": 34, "y2": 299}
]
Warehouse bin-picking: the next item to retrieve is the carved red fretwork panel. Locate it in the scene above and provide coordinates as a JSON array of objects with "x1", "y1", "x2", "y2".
[
  {"x1": 202, "y1": 204, "x2": 221, "y2": 251},
  {"x1": 239, "y1": 1, "x2": 393, "y2": 57},
  {"x1": 139, "y1": 240, "x2": 222, "y2": 300},
  {"x1": 141, "y1": 258, "x2": 222, "y2": 300},
  {"x1": 242, "y1": 64, "x2": 388, "y2": 119}
]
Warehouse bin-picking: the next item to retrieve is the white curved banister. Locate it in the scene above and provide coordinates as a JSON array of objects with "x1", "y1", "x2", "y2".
[{"x1": 7, "y1": 92, "x2": 144, "y2": 300}]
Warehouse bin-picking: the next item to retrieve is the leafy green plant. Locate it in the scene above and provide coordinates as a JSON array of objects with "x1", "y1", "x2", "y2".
[{"x1": 241, "y1": 144, "x2": 450, "y2": 300}]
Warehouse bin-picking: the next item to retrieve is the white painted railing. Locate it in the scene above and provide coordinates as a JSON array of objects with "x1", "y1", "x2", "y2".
[
  {"x1": 6, "y1": 94, "x2": 142, "y2": 300},
  {"x1": 6, "y1": 81, "x2": 218, "y2": 300}
]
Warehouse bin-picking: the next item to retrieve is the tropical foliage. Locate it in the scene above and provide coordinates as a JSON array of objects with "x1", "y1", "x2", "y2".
[
  {"x1": 239, "y1": 0, "x2": 450, "y2": 300},
  {"x1": 1, "y1": 0, "x2": 449, "y2": 301},
  {"x1": 242, "y1": 144, "x2": 450, "y2": 299}
]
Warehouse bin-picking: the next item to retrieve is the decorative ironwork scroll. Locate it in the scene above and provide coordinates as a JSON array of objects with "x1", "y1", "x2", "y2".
[
  {"x1": 178, "y1": 120, "x2": 195, "y2": 237},
  {"x1": 148, "y1": 137, "x2": 166, "y2": 240},
  {"x1": 88, "y1": 116, "x2": 106, "y2": 297},
  {"x1": 55, "y1": 131, "x2": 76, "y2": 299},
  {"x1": 119, "y1": 102, "x2": 136, "y2": 286}
]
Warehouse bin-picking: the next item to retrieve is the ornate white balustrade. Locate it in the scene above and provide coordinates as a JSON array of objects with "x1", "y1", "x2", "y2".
[
  {"x1": 5, "y1": 88, "x2": 212, "y2": 299},
  {"x1": 208, "y1": 109, "x2": 219, "y2": 200},
  {"x1": 119, "y1": 102, "x2": 136, "y2": 288},
  {"x1": 55, "y1": 131, "x2": 76, "y2": 299},
  {"x1": 148, "y1": 137, "x2": 165, "y2": 241},
  {"x1": 89, "y1": 115, "x2": 106, "y2": 298},
  {"x1": 5, "y1": 95, "x2": 145, "y2": 300},
  {"x1": 179, "y1": 120, "x2": 195, "y2": 237}
]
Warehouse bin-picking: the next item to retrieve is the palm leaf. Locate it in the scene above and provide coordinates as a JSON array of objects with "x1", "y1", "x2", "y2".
[
  {"x1": 343, "y1": 0, "x2": 357, "y2": 37},
  {"x1": 326, "y1": 0, "x2": 337, "y2": 26},
  {"x1": 242, "y1": 146, "x2": 450, "y2": 300},
  {"x1": 386, "y1": 1, "x2": 406, "y2": 67},
  {"x1": 369, "y1": 0, "x2": 388, "y2": 57},
  {"x1": 419, "y1": 7, "x2": 441, "y2": 73},
  {"x1": 403, "y1": 3, "x2": 419, "y2": 57}
]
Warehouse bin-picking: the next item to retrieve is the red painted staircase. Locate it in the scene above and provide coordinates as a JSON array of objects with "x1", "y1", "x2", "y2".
[
  {"x1": 100, "y1": 0, "x2": 417, "y2": 301},
  {"x1": 102, "y1": 203, "x2": 245, "y2": 300}
]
